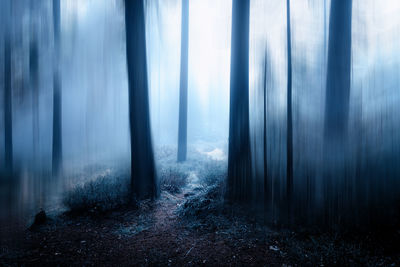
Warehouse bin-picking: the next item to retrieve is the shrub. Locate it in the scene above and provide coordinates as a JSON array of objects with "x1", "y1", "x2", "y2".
[
  {"x1": 179, "y1": 181, "x2": 225, "y2": 218},
  {"x1": 197, "y1": 160, "x2": 227, "y2": 187},
  {"x1": 159, "y1": 167, "x2": 188, "y2": 194},
  {"x1": 63, "y1": 172, "x2": 133, "y2": 214}
]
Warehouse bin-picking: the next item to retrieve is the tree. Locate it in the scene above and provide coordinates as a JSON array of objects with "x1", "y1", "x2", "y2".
[
  {"x1": 286, "y1": 0, "x2": 293, "y2": 208},
  {"x1": 52, "y1": 0, "x2": 62, "y2": 175},
  {"x1": 324, "y1": 0, "x2": 352, "y2": 143},
  {"x1": 177, "y1": 0, "x2": 189, "y2": 162},
  {"x1": 3, "y1": 0, "x2": 13, "y2": 174},
  {"x1": 323, "y1": 0, "x2": 352, "y2": 227},
  {"x1": 323, "y1": 0, "x2": 327, "y2": 58},
  {"x1": 263, "y1": 49, "x2": 270, "y2": 202},
  {"x1": 125, "y1": 0, "x2": 158, "y2": 200},
  {"x1": 226, "y1": 0, "x2": 251, "y2": 202},
  {"x1": 30, "y1": 0, "x2": 39, "y2": 164}
]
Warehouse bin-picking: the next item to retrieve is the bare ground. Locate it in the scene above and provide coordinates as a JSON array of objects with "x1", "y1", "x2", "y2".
[
  {"x1": 1, "y1": 183, "x2": 399, "y2": 266},
  {"x1": 0, "y1": 187, "x2": 283, "y2": 266}
]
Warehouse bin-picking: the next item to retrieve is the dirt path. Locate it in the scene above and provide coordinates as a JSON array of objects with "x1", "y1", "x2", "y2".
[
  {"x1": 2, "y1": 178, "x2": 399, "y2": 266},
  {"x1": 110, "y1": 183, "x2": 282, "y2": 266},
  {"x1": 1, "y1": 182, "x2": 283, "y2": 266}
]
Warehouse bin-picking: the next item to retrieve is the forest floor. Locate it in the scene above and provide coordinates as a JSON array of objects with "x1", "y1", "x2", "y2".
[
  {"x1": 1, "y1": 180, "x2": 400, "y2": 266},
  {"x1": 0, "y1": 184, "x2": 283, "y2": 266},
  {"x1": 1, "y1": 146, "x2": 400, "y2": 266}
]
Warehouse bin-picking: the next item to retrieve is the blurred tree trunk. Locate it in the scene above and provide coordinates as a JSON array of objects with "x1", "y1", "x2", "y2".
[
  {"x1": 52, "y1": 0, "x2": 62, "y2": 175},
  {"x1": 4, "y1": 0, "x2": 13, "y2": 174},
  {"x1": 177, "y1": 0, "x2": 189, "y2": 162},
  {"x1": 324, "y1": 0, "x2": 327, "y2": 58},
  {"x1": 263, "y1": 50, "x2": 269, "y2": 202},
  {"x1": 227, "y1": 0, "x2": 251, "y2": 202},
  {"x1": 30, "y1": 0, "x2": 39, "y2": 165},
  {"x1": 324, "y1": 0, "x2": 352, "y2": 143},
  {"x1": 323, "y1": 0, "x2": 352, "y2": 227},
  {"x1": 286, "y1": 0, "x2": 293, "y2": 213},
  {"x1": 125, "y1": 0, "x2": 158, "y2": 200}
]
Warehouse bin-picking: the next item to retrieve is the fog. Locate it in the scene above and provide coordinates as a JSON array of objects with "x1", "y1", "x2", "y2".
[{"x1": 1, "y1": 0, "x2": 400, "y2": 229}]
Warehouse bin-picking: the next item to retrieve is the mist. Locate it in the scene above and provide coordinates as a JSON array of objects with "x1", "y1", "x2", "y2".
[{"x1": 1, "y1": 0, "x2": 400, "y2": 265}]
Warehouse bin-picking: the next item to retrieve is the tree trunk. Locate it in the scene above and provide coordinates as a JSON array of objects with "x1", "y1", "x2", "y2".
[
  {"x1": 30, "y1": 3, "x2": 39, "y2": 164},
  {"x1": 263, "y1": 50, "x2": 269, "y2": 202},
  {"x1": 324, "y1": 0, "x2": 352, "y2": 143},
  {"x1": 4, "y1": 0, "x2": 13, "y2": 174},
  {"x1": 323, "y1": 0, "x2": 352, "y2": 227},
  {"x1": 125, "y1": 0, "x2": 158, "y2": 200},
  {"x1": 286, "y1": 0, "x2": 293, "y2": 208},
  {"x1": 177, "y1": 0, "x2": 189, "y2": 162},
  {"x1": 52, "y1": 0, "x2": 62, "y2": 175},
  {"x1": 227, "y1": 0, "x2": 251, "y2": 202},
  {"x1": 323, "y1": 0, "x2": 327, "y2": 58}
]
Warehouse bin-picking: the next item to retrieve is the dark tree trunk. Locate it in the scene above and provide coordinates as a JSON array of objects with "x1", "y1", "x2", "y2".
[
  {"x1": 30, "y1": 10, "x2": 39, "y2": 162},
  {"x1": 323, "y1": 0, "x2": 327, "y2": 58},
  {"x1": 286, "y1": 0, "x2": 293, "y2": 207},
  {"x1": 227, "y1": 0, "x2": 251, "y2": 202},
  {"x1": 177, "y1": 0, "x2": 189, "y2": 162},
  {"x1": 324, "y1": 0, "x2": 352, "y2": 143},
  {"x1": 52, "y1": 0, "x2": 62, "y2": 175},
  {"x1": 125, "y1": 0, "x2": 158, "y2": 200},
  {"x1": 263, "y1": 51, "x2": 269, "y2": 202},
  {"x1": 323, "y1": 0, "x2": 352, "y2": 227},
  {"x1": 4, "y1": 0, "x2": 13, "y2": 173}
]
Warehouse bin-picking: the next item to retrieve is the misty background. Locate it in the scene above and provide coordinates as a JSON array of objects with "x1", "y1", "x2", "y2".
[{"x1": 1, "y1": 0, "x2": 400, "y2": 227}]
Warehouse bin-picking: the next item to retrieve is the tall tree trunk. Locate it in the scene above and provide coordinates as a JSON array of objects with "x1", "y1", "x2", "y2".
[
  {"x1": 323, "y1": 0, "x2": 352, "y2": 227},
  {"x1": 52, "y1": 0, "x2": 62, "y2": 175},
  {"x1": 286, "y1": 0, "x2": 293, "y2": 209},
  {"x1": 125, "y1": 0, "x2": 158, "y2": 200},
  {"x1": 177, "y1": 0, "x2": 189, "y2": 162},
  {"x1": 324, "y1": 0, "x2": 352, "y2": 143},
  {"x1": 323, "y1": 0, "x2": 327, "y2": 58},
  {"x1": 4, "y1": 0, "x2": 13, "y2": 174},
  {"x1": 263, "y1": 50, "x2": 269, "y2": 202},
  {"x1": 30, "y1": 3, "x2": 39, "y2": 164},
  {"x1": 227, "y1": 0, "x2": 251, "y2": 202}
]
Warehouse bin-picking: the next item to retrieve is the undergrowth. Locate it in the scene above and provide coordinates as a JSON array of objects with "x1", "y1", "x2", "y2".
[
  {"x1": 63, "y1": 145, "x2": 227, "y2": 215},
  {"x1": 159, "y1": 167, "x2": 188, "y2": 194},
  {"x1": 63, "y1": 172, "x2": 132, "y2": 215}
]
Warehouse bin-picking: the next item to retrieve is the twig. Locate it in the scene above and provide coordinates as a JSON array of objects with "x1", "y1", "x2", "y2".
[{"x1": 185, "y1": 243, "x2": 196, "y2": 257}]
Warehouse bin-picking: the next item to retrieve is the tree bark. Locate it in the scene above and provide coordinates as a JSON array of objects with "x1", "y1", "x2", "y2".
[
  {"x1": 324, "y1": 0, "x2": 352, "y2": 143},
  {"x1": 227, "y1": 0, "x2": 252, "y2": 202},
  {"x1": 177, "y1": 0, "x2": 189, "y2": 162},
  {"x1": 30, "y1": 1, "x2": 39, "y2": 164},
  {"x1": 52, "y1": 0, "x2": 62, "y2": 175},
  {"x1": 4, "y1": 0, "x2": 13, "y2": 173},
  {"x1": 286, "y1": 0, "x2": 293, "y2": 207},
  {"x1": 125, "y1": 0, "x2": 158, "y2": 200},
  {"x1": 263, "y1": 50, "x2": 269, "y2": 202},
  {"x1": 323, "y1": 0, "x2": 352, "y2": 227}
]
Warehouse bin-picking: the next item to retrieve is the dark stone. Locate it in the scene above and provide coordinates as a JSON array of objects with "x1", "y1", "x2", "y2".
[{"x1": 33, "y1": 209, "x2": 47, "y2": 225}]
